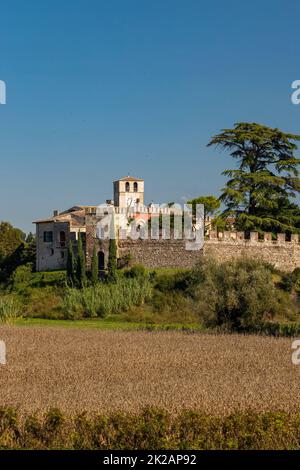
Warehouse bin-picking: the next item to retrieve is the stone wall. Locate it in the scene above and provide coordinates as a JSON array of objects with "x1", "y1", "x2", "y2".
[
  {"x1": 118, "y1": 238, "x2": 204, "y2": 269},
  {"x1": 85, "y1": 215, "x2": 110, "y2": 269},
  {"x1": 118, "y1": 231, "x2": 300, "y2": 272}
]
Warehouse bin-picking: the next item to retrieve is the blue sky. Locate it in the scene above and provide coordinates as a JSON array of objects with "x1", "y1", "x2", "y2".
[{"x1": 1, "y1": 0, "x2": 300, "y2": 233}]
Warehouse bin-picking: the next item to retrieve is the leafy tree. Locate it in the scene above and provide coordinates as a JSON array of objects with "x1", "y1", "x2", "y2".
[
  {"x1": 0, "y1": 224, "x2": 35, "y2": 282},
  {"x1": 208, "y1": 122, "x2": 300, "y2": 233},
  {"x1": 189, "y1": 257, "x2": 295, "y2": 330},
  {"x1": 91, "y1": 245, "x2": 99, "y2": 286},
  {"x1": 187, "y1": 195, "x2": 220, "y2": 218},
  {"x1": 0, "y1": 222, "x2": 25, "y2": 265},
  {"x1": 66, "y1": 240, "x2": 76, "y2": 286},
  {"x1": 187, "y1": 195, "x2": 220, "y2": 233},
  {"x1": 76, "y1": 232, "x2": 86, "y2": 288}
]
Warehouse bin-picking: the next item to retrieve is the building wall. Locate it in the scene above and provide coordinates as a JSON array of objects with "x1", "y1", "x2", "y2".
[
  {"x1": 37, "y1": 219, "x2": 300, "y2": 273},
  {"x1": 85, "y1": 215, "x2": 110, "y2": 269},
  {"x1": 36, "y1": 221, "x2": 70, "y2": 271},
  {"x1": 118, "y1": 232, "x2": 300, "y2": 272},
  {"x1": 113, "y1": 180, "x2": 144, "y2": 207}
]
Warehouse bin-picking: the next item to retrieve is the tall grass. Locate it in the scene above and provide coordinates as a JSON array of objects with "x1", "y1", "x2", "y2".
[
  {"x1": 0, "y1": 296, "x2": 21, "y2": 323},
  {"x1": 62, "y1": 277, "x2": 152, "y2": 319}
]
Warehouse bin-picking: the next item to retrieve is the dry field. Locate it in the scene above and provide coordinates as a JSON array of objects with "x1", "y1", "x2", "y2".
[{"x1": 0, "y1": 326, "x2": 299, "y2": 415}]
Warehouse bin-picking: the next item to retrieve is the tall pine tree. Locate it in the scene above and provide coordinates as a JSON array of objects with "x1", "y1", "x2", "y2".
[{"x1": 208, "y1": 122, "x2": 300, "y2": 233}]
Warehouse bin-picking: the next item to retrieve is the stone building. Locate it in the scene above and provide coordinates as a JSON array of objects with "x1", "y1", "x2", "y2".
[
  {"x1": 34, "y1": 176, "x2": 300, "y2": 273},
  {"x1": 34, "y1": 176, "x2": 147, "y2": 272}
]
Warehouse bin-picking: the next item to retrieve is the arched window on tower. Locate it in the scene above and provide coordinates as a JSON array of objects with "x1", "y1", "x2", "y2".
[
  {"x1": 125, "y1": 182, "x2": 130, "y2": 192},
  {"x1": 133, "y1": 182, "x2": 138, "y2": 192}
]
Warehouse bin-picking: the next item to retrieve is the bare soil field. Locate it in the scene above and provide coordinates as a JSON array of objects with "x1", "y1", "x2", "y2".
[{"x1": 0, "y1": 326, "x2": 299, "y2": 415}]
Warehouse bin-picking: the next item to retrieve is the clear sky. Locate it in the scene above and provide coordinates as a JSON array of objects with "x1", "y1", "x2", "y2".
[{"x1": 1, "y1": 0, "x2": 300, "y2": 233}]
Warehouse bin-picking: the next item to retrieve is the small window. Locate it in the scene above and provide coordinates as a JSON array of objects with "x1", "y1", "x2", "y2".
[
  {"x1": 60, "y1": 231, "x2": 66, "y2": 247},
  {"x1": 125, "y1": 181, "x2": 130, "y2": 192},
  {"x1": 60, "y1": 251, "x2": 65, "y2": 259},
  {"x1": 43, "y1": 231, "x2": 53, "y2": 243},
  {"x1": 133, "y1": 182, "x2": 138, "y2": 192}
]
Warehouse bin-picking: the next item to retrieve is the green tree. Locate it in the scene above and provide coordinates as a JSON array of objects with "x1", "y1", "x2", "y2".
[
  {"x1": 187, "y1": 195, "x2": 220, "y2": 218},
  {"x1": 107, "y1": 239, "x2": 117, "y2": 283},
  {"x1": 208, "y1": 122, "x2": 300, "y2": 234},
  {"x1": 187, "y1": 195, "x2": 220, "y2": 233},
  {"x1": 107, "y1": 217, "x2": 117, "y2": 282},
  {"x1": 25, "y1": 232, "x2": 35, "y2": 244},
  {"x1": 91, "y1": 245, "x2": 99, "y2": 286},
  {"x1": 0, "y1": 222, "x2": 25, "y2": 265},
  {"x1": 66, "y1": 240, "x2": 76, "y2": 286},
  {"x1": 0, "y1": 222, "x2": 35, "y2": 282},
  {"x1": 76, "y1": 232, "x2": 86, "y2": 288}
]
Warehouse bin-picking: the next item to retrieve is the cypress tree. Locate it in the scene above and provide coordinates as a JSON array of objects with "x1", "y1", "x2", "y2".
[
  {"x1": 76, "y1": 231, "x2": 86, "y2": 288},
  {"x1": 107, "y1": 218, "x2": 117, "y2": 282},
  {"x1": 107, "y1": 237, "x2": 117, "y2": 282},
  {"x1": 66, "y1": 240, "x2": 76, "y2": 286},
  {"x1": 91, "y1": 244, "x2": 99, "y2": 286}
]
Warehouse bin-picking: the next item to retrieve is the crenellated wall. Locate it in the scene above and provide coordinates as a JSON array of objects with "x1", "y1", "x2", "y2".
[{"x1": 118, "y1": 231, "x2": 300, "y2": 272}]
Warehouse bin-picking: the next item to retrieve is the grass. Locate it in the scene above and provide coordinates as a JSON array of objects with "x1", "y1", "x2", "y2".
[{"x1": 14, "y1": 316, "x2": 202, "y2": 331}]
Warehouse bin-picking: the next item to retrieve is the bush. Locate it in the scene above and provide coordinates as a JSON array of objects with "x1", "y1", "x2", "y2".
[
  {"x1": 185, "y1": 257, "x2": 296, "y2": 330},
  {"x1": 124, "y1": 264, "x2": 148, "y2": 279},
  {"x1": 280, "y1": 267, "x2": 300, "y2": 293},
  {"x1": 9, "y1": 264, "x2": 33, "y2": 293}
]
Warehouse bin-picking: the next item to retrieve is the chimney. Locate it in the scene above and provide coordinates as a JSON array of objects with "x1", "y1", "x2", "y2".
[{"x1": 53, "y1": 210, "x2": 59, "y2": 217}]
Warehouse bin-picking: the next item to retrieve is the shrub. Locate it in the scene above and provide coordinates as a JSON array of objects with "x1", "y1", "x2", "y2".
[
  {"x1": 280, "y1": 267, "x2": 300, "y2": 293},
  {"x1": 124, "y1": 264, "x2": 148, "y2": 279},
  {"x1": 9, "y1": 264, "x2": 33, "y2": 293},
  {"x1": 185, "y1": 257, "x2": 296, "y2": 330}
]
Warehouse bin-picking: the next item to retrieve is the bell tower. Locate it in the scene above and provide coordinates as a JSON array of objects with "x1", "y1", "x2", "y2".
[{"x1": 113, "y1": 176, "x2": 144, "y2": 208}]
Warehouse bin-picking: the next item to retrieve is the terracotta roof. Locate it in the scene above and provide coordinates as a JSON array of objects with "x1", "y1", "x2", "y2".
[
  {"x1": 114, "y1": 176, "x2": 144, "y2": 182},
  {"x1": 33, "y1": 209, "x2": 86, "y2": 226}
]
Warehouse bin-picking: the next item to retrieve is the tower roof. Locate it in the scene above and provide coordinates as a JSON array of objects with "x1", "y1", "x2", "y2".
[{"x1": 114, "y1": 176, "x2": 144, "y2": 182}]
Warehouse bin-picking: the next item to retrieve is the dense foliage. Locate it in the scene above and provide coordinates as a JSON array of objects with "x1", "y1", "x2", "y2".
[
  {"x1": 0, "y1": 407, "x2": 300, "y2": 449},
  {"x1": 208, "y1": 122, "x2": 300, "y2": 234}
]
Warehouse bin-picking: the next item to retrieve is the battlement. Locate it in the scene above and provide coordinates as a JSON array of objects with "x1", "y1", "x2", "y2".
[{"x1": 208, "y1": 231, "x2": 299, "y2": 244}]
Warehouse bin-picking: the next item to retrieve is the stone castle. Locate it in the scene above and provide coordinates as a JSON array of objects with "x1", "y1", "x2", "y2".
[{"x1": 34, "y1": 176, "x2": 300, "y2": 273}]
